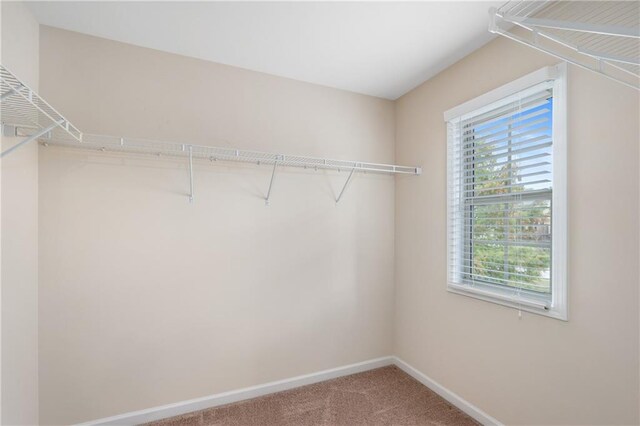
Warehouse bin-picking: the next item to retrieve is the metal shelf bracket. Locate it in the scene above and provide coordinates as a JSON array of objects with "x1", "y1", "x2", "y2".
[
  {"x1": 265, "y1": 156, "x2": 280, "y2": 206},
  {"x1": 336, "y1": 166, "x2": 356, "y2": 204},
  {"x1": 1, "y1": 119, "x2": 64, "y2": 158},
  {"x1": 188, "y1": 145, "x2": 194, "y2": 203}
]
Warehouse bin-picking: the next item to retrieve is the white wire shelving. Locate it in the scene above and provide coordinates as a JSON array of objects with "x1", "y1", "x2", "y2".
[
  {"x1": 45, "y1": 132, "x2": 422, "y2": 204},
  {"x1": 1, "y1": 64, "x2": 82, "y2": 157},
  {"x1": 0, "y1": 63, "x2": 421, "y2": 204},
  {"x1": 490, "y1": 1, "x2": 640, "y2": 90}
]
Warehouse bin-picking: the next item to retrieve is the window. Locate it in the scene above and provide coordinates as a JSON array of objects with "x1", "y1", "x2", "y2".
[{"x1": 445, "y1": 64, "x2": 567, "y2": 320}]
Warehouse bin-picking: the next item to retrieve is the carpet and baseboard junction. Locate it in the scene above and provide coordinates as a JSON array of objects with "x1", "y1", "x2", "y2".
[
  {"x1": 79, "y1": 357, "x2": 500, "y2": 426},
  {"x1": 146, "y1": 365, "x2": 477, "y2": 426}
]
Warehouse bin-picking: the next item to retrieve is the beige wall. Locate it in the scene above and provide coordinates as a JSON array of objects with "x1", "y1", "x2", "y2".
[
  {"x1": 395, "y1": 36, "x2": 640, "y2": 425},
  {"x1": 38, "y1": 26, "x2": 396, "y2": 424},
  {"x1": 0, "y1": 2, "x2": 40, "y2": 425},
  {"x1": 11, "y1": 16, "x2": 637, "y2": 426}
]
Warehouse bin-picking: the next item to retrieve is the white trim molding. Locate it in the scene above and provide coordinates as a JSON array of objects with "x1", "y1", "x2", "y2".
[
  {"x1": 443, "y1": 64, "x2": 562, "y2": 122},
  {"x1": 75, "y1": 356, "x2": 503, "y2": 426},
  {"x1": 444, "y1": 62, "x2": 568, "y2": 321},
  {"x1": 393, "y1": 357, "x2": 502, "y2": 426},
  {"x1": 75, "y1": 357, "x2": 394, "y2": 426}
]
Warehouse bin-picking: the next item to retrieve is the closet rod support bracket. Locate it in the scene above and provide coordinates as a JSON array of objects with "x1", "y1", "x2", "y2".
[
  {"x1": 1, "y1": 119, "x2": 64, "y2": 158},
  {"x1": 188, "y1": 145, "x2": 194, "y2": 203},
  {"x1": 265, "y1": 159, "x2": 279, "y2": 206},
  {"x1": 488, "y1": 7, "x2": 499, "y2": 33},
  {"x1": 336, "y1": 166, "x2": 356, "y2": 204}
]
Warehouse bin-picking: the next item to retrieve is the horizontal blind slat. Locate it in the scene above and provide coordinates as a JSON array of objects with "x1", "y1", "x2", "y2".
[
  {"x1": 454, "y1": 170, "x2": 551, "y2": 187},
  {"x1": 466, "y1": 152, "x2": 551, "y2": 174},
  {"x1": 464, "y1": 108, "x2": 550, "y2": 138},
  {"x1": 457, "y1": 257, "x2": 551, "y2": 270},
  {"x1": 452, "y1": 161, "x2": 551, "y2": 181},
  {"x1": 460, "y1": 266, "x2": 550, "y2": 281},
  {"x1": 461, "y1": 179, "x2": 551, "y2": 195},
  {"x1": 463, "y1": 188, "x2": 551, "y2": 202},
  {"x1": 470, "y1": 239, "x2": 551, "y2": 248},
  {"x1": 462, "y1": 141, "x2": 552, "y2": 163},
  {"x1": 460, "y1": 91, "x2": 552, "y2": 128},
  {"x1": 461, "y1": 133, "x2": 551, "y2": 157},
  {"x1": 462, "y1": 275, "x2": 550, "y2": 291},
  {"x1": 462, "y1": 117, "x2": 550, "y2": 145},
  {"x1": 460, "y1": 224, "x2": 551, "y2": 230}
]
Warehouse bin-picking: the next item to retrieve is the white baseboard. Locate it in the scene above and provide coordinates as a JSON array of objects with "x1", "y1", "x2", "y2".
[
  {"x1": 76, "y1": 356, "x2": 395, "y2": 425},
  {"x1": 77, "y1": 356, "x2": 502, "y2": 426},
  {"x1": 392, "y1": 357, "x2": 502, "y2": 426}
]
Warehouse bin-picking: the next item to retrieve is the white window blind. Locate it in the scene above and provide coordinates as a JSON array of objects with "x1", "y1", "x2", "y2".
[{"x1": 446, "y1": 65, "x2": 567, "y2": 320}]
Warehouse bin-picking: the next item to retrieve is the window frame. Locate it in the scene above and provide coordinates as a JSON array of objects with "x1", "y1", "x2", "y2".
[{"x1": 444, "y1": 63, "x2": 567, "y2": 321}]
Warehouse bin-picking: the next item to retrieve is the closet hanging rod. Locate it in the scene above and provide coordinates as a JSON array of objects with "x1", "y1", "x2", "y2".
[{"x1": 40, "y1": 132, "x2": 422, "y2": 175}]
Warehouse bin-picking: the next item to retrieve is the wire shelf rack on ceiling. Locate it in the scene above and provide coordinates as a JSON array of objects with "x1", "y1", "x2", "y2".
[
  {"x1": 0, "y1": 63, "x2": 421, "y2": 205},
  {"x1": 490, "y1": 0, "x2": 640, "y2": 90}
]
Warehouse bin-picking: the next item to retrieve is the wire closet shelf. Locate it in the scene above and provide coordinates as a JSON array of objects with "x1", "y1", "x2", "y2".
[
  {"x1": 0, "y1": 65, "x2": 82, "y2": 157},
  {"x1": 490, "y1": 0, "x2": 640, "y2": 90},
  {"x1": 45, "y1": 132, "x2": 421, "y2": 176},
  {"x1": 0, "y1": 63, "x2": 421, "y2": 204}
]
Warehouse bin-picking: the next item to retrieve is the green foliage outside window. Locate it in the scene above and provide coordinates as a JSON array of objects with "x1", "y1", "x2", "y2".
[{"x1": 465, "y1": 104, "x2": 552, "y2": 294}]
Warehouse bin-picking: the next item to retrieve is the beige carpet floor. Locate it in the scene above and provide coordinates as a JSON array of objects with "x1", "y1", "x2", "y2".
[{"x1": 146, "y1": 365, "x2": 478, "y2": 426}]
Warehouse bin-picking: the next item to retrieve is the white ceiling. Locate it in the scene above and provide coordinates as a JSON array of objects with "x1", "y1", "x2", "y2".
[{"x1": 27, "y1": 1, "x2": 502, "y2": 100}]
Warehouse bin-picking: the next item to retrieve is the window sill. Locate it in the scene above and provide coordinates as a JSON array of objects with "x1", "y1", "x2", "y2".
[{"x1": 447, "y1": 282, "x2": 567, "y2": 321}]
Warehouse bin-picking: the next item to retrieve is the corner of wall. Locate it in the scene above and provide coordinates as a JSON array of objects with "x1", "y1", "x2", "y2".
[{"x1": 1, "y1": 1, "x2": 40, "y2": 424}]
